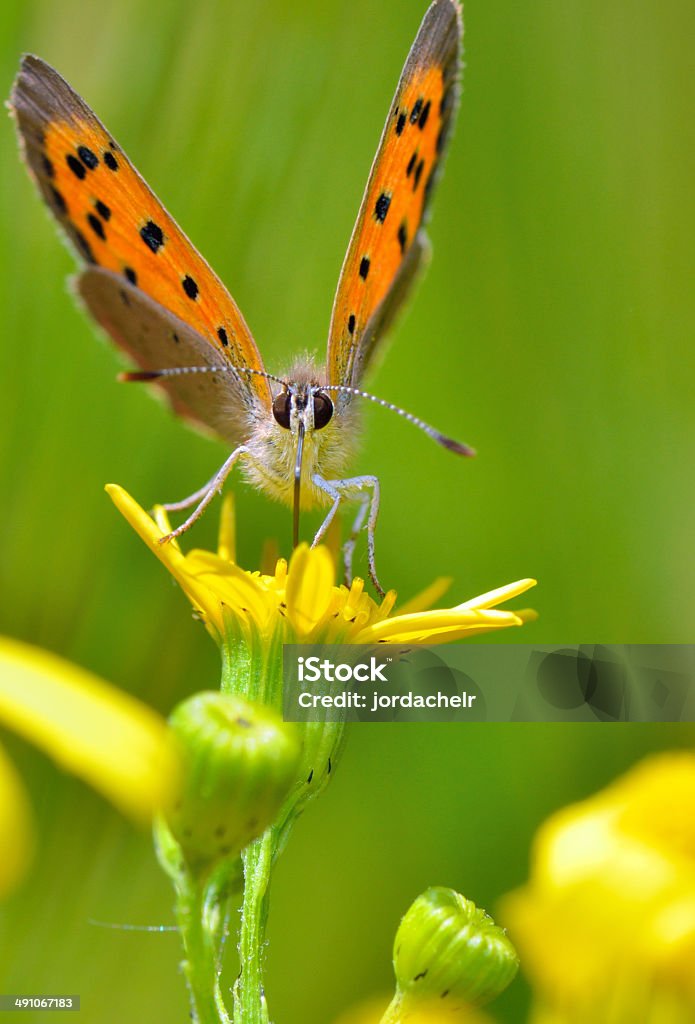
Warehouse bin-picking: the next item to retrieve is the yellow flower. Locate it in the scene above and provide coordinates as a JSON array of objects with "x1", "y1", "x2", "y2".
[
  {"x1": 502, "y1": 753, "x2": 695, "y2": 1023},
  {"x1": 0, "y1": 637, "x2": 179, "y2": 897},
  {"x1": 105, "y1": 484, "x2": 536, "y2": 648},
  {"x1": 106, "y1": 483, "x2": 537, "y2": 843},
  {"x1": 332, "y1": 997, "x2": 493, "y2": 1024}
]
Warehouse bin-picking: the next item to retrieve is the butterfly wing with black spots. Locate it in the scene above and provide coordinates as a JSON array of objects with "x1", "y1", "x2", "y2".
[
  {"x1": 326, "y1": 0, "x2": 462, "y2": 393},
  {"x1": 10, "y1": 54, "x2": 271, "y2": 422}
]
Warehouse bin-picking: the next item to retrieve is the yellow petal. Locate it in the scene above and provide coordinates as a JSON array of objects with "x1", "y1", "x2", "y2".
[
  {"x1": 0, "y1": 638, "x2": 178, "y2": 824},
  {"x1": 186, "y1": 551, "x2": 271, "y2": 625},
  {"x1": 455, "y1": 578, "x2": 537, "y2": 611},
  {"x1": 151, "y1": 504, "x2": 178, "y2": 547},
  {"x1": 0, "y1": 743, "x2": 34, "y2": 898},
  {"x1": 285, "y1": 545, "x2": 335, "y2": 636},
  {"x1": 356, "y1": 608, "x2": 523, "y2": 644},
  {"x1": 217, "y1": 493, "x2": 236, "y2": 562}
]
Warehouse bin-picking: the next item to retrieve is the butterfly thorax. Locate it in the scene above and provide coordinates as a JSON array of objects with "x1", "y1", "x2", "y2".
[{"x1": 242, "y1": 361, "x2": 360, "y2": 509}]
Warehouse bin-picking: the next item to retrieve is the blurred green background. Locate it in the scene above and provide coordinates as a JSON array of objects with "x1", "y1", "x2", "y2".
[{"x1": 1, "y1": 0, "x2": 694, "y2": 1020}]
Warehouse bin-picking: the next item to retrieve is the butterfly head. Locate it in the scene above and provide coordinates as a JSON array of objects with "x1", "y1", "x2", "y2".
[
  {"x1": 267, "y1": 367, "x2": 338, "y2": 548},
  {"x1": 271, "y1": 383, "x2": 333, "y2": 436}
]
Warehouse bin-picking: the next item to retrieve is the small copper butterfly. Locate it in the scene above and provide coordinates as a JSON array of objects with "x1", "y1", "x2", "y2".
[{"x1": 10, "y1": 0, "x2": 472, "y2": 595}]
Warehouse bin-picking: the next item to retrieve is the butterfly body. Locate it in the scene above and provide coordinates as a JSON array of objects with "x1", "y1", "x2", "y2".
[{"x1": 10, "y1": 0, "x2": 468, "y2": 594}]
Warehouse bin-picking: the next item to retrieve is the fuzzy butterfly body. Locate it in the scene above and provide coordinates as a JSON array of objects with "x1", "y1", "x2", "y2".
[{"x1": 10, "y1": 0, "x2": 468, "y2": 594}]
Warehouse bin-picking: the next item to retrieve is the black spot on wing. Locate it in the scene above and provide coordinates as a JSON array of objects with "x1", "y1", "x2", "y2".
[
  {"x1": 397, "y1": 221, "x2": 408, "y2": 254},
  {"x1": 410, "y1": 97, "x2": 424, "y2": 124},
  {"x1": 347, "y1": 313, "x2": 356, "y2": 335},
  {"x1": 217, "y1": 326, "x2": 229, "y2": 347},
  {"x1": 124, "y1": 266, "x2": 137, "y2": 285},
  {"x1": 103, "y1": 150, "x2": 119, "y2": 171},
  {"x1": 77, "y1": 145, "x2": 98, "y2": 170},
  {"x1": 140, "y1": 220, "x2": 164, "y2": 252},
  {"x1": 87, "y1": 212, "x2": 105, "y2": 240},
  {"x1": 396, "y1": 111, "x2": 406, "y2": 135},
  {"x1": 359, "y1": 257, "x2": 370, "y2": 280},
  {"x1": 43, "y1": 156, "x2": 55, "y2": 179},
  {"x1": 406, "y1": 151, "x2": 417, "y2": 177},
  {"x1": 374, "y1": 192, "x2": 391, "y2": 223},
  {"x1": 182, "y1": 275, "x2": 198, "y2": 299},
  {"x1": 66, "y1": 154, "x2": 86, "y2": 180},
  {"x1": 94, "y1": 199, "x2": 111, "y2": 221},
  {"x1": 418, "y1": 99, "x2": 431, "y2": 130}
]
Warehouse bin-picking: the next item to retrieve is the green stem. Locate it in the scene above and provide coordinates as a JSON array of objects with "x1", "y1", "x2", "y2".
[
  {"x1": 233, "y1": 829, "x2": 275, "y2": 1024},
  {"x1": 176, "y1": 875, "x2": 230, "y2": 1024}
]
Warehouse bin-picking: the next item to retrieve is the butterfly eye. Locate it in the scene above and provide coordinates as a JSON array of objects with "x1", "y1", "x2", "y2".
[
  {"x1": 313, "y1": 392, "x2": 334, "y2": 430},
  {"x1": 272, "y1": 392, "x2": 292, "y2": 429}
]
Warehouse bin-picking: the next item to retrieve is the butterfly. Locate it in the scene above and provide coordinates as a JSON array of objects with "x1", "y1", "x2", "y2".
[{"x1": 10, "y1": 0, "x2": 472, "y2": 596}]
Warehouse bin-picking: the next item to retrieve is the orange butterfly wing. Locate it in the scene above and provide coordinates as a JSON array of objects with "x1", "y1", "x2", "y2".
[
  {"x1": 327, "y1": 0, "x2": 462, "y2": 389},
  {"x1": 10, "y1": 55, "x2": 271, "y2": 414}
]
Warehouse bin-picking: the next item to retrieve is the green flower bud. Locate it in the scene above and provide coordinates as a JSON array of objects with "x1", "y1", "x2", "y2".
[
  {"x1": 166, "y1": 692, "x2": 300, "y2": 872},
  {"x1": 393, "y1": 887, "x2": 518, "y2": 1011}
]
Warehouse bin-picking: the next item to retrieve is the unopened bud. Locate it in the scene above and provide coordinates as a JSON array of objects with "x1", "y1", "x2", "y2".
[
  {"x1": 394, "y1": 887, "x2": 518, "y2": 1011},
  {"x1": 166, "y1": 692, "x2": 300, "y2": 871}
]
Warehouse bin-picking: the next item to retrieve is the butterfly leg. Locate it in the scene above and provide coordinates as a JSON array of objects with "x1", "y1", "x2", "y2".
[
  {"x1": 312, "y1": 474, "x2": 383, "y2": 597},
  {"x1": 159, "y1": 471, "x2": 220, "y2": 513},
  {"x1": 343, "y1": 492, "x2": 370, "y2": 586},
  {"x1": 160, "y1": 444, "x2": 250, "y2": 544}
]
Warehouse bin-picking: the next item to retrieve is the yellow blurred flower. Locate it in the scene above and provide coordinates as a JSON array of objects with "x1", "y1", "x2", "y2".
[
  {"x1": 332, "y1": 995, "x2": 493, "y2": 1024},
  {"x1": 502, "y1": 752, "x2": 695, "y2": 1023},
  {"x1": 0, "y1": 637, "x2": 179, "y2": 897},
  {"x1": 0, "y1": 740, "x2": 33, "y2": 898},
  {"x1": 106, "y1": 484, "x2": 536, "y2": 648}
]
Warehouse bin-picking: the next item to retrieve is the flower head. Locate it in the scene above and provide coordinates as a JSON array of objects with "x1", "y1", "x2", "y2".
[
  {"x1": 106, "y1": 485, "x2": 536, "y2": 649},
  {"x1": 107, "y1": 484, "x2": 537, "y2": 842}
]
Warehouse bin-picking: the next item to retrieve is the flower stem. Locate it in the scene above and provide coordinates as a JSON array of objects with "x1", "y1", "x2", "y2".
[
  {"x1": 176, "y1": 875, "x2": 231, "y2": 1024},
  {"x1": 233, "y1": 829, "x2": 275, "y2": 1024}
]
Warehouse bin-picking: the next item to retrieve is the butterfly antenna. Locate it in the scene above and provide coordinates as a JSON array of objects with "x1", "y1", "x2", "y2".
[
  {"x1": 321, "y1": 385, "x2": 476, "y2": 457},
  {"x1": 120, "y1": 365, "x2": 288, "y2": 388}
]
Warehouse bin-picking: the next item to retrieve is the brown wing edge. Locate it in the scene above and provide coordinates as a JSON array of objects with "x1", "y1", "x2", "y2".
[{"x1": 73, "y1": 267, "x2": 258, "y2": 446}]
